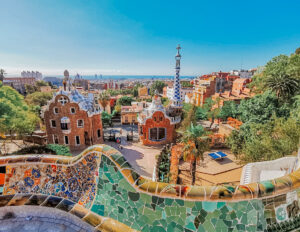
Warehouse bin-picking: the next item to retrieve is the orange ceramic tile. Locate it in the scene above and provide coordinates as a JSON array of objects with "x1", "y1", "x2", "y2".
[{"x1": 0, "y1": 173, "x2": 5, "y2": 185}]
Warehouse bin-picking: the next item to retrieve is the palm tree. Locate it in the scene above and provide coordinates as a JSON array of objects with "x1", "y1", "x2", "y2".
[
  {"x1": 0, "y1": 69, "x2": 6, "y2": 82},
  {"x1": 98, "y1": 92, "x2": 110, "y2": 112},
  {"x1": 178, "y1": 123, "x2": 210, "y2": 185},
  {"x1": 265, "y1": 75, "x2": 299, "y2": 101}
]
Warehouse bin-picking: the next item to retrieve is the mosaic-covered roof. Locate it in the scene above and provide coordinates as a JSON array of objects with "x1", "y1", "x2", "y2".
[{"x1": 55, "y1": 89, "x2": 101, "y2": 115}]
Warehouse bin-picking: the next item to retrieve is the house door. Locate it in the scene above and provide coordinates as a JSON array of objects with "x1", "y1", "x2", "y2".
[{"x1": 84, "y1": 132, "x2": 90, "y2": 145}]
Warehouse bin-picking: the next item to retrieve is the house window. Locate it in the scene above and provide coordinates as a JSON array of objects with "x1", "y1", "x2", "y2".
[
  {"x1": 61, "y1": 123, "x2": 68, "y2": 130},
  {"x1": 64, "y1": 136, "x2": 69, "y2": 145},
  {"x1": 70, "y1": 107, "x2": 76, "y2": 114},
  {"x1": 58, "y1": 96, "x2": 68, "y2": 105},
  {"x1": 60, "y1": 117, "x2": 70, "y2": 130},
  {"x1": 53, "y1": 108, "x2": 59, "y2": 114},
  {"x1": 160, "y1": 117, "x2": 163, "y2": 121},
  {"x1": 125, "y1": 116, "x2": 128, "y2": 123},
  {"x1": 149, "y1": 128, "x2": 166, "y2": 141},
  {"x1": 154, "y1": 117, "x2": 156, "y2": 122},
  {"x1": 51, "y1": 120, "x2": 56, "y2": 128},
  {"x1": 75, "y1": 136, "x2": 80, "y2": 145},
  {"x1": 77, "y1": 119, "x2": 84, "y2": 128},
  {"x1": 53, "y1": 135, "x2": 59, "y2": 144},
  {"x1": 97, "y1": 129, "x2": 101, "y2": 138}
]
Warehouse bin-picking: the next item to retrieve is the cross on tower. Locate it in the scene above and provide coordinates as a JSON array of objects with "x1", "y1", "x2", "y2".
[{"x1": 176, "y1": 44, "x2": 181, "y2": 55}]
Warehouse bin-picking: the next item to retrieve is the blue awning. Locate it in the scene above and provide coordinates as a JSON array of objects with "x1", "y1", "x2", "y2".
[{"x1": 208, "y1": 151, "x2": 227, "y2": 160}]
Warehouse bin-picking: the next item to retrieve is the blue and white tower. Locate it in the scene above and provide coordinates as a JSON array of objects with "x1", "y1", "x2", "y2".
[{"x1": 171, "y1": 44, "x2": 183, "y2": 108}]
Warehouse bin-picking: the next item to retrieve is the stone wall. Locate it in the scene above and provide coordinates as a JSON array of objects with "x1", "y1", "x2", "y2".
[{"x1": 0, "y1": 145, "x2": 300, "y2": 231}]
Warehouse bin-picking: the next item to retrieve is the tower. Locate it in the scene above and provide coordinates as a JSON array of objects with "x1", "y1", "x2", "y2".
[{"x1": 171, "y1": 44, "x2": 182, "y2": 108}]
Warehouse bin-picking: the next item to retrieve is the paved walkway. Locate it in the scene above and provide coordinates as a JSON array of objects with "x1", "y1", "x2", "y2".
[{"x1": 105, "y1": 141, "x2": 162, "y2": 178}]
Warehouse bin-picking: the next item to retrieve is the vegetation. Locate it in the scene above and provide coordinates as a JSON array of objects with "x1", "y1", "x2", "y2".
[
  {"x1": 98, "y1": 92, "x2": 110, "y2": 111},
  {"x1": 25, "y1": 80, "x2": 50, "y2": 94},
  {"x1": 0, "y1": 69, "x2": 5, "y2": 82},
  {"x1": 0, "y1": 84, "x2": 39, "y2": 139},
  {"x1": 150, "y1": 80, "x2": 167, "y2": 95},
  {"x1": 12, "y1": 144, "x2": 71, "y2": 156},
  {"x1": 227, "y1": 117, "x2": 300, "y2": 162},
  {"x1": 178, "y1": 123, "x2": 210, "y2": 185},
  {"x1": 181, "y1": 81, "x2": 193, "y2": 88},
  {"x1": 218, "y1": 101, "x2": 238, "y2": 120},
  {"x1": 117, "y1": 96, "x2": 133, "y2": 106},
  {"x1": 101, "y1": 111, "x2": 113, "y2": 127},
  {"x1": 251, "y1": 52, "x2": 300, "y2": 101},
  {"x1": 106, "y1": 88, "x2": 135, "y2": 96},
  {"x1": 46, "y1": 144, "x2": 72, "y2": 156},
  {"x1": 157, "y1": 147, "x2": 171, "y2": 183},
  {"x1": 161, "y1": 97, "x2": 170, "y2": 107},
  {"x1": 25, "y1": 92, "x2": 52, "y2": 107},
  {"x1": 226, "y1": 49, "x2": 300, "y2": 163}
]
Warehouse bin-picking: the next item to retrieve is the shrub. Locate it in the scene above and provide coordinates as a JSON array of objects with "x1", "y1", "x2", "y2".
[{"x1": 46, "y1": 144, "x2": 72, "y2": 156}]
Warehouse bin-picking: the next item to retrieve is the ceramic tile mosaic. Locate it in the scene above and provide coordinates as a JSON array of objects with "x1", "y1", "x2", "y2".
[{"x1": 0, "y1": 145, "x2": 299, "y2": 231}]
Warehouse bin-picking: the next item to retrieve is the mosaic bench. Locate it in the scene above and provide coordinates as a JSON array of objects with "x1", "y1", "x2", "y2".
[{"x1": 0, "y1": 144, "x2": 299, "y2": 232}]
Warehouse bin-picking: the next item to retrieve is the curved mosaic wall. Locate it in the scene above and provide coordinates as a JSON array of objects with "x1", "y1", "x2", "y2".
[{"x1": 0, "y1": 145, "x2": 300, "y2": 231}]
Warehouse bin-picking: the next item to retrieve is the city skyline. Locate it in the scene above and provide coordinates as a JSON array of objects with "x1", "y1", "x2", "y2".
[{"x1": 1, "y1": 0, "x2": 299, "y2": 76}]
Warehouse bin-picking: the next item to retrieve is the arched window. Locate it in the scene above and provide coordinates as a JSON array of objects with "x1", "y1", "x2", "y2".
[
  {"x1": 61, "y1": 117, "x2": 70, "y2": 130},
  {"x1": 149, "y1": 128, "x2": 166, "y2": 141}
]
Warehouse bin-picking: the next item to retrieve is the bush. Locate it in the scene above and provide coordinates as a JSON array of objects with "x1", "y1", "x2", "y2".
[
  {"x1": 46, "y1": 144, "x2": 72, "y2": 156},
  {"x1": 12, "y1": 144, "x2": 72, "y2": 156}
]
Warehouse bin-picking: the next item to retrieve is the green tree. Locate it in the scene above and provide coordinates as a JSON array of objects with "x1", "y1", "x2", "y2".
[
  {"x1": 25, "y1": 84, "x2": 37, "y2": 94},
  {"x1": 117, "y1": 96, "x2": 133, "y2": 106},
  {"x1": 218, "y1": 101, "x2": 238, "y2": 120},
  {"x1": 238, "y1": 91, "x2": 289, "y2": 124},
  {"x1": 0, "y1": 85, "x2": 39, "y2": 154},
  {"x1": 36, "y1": 80, "x2": 49, "y2": 87},
  {"x1": 0, "y1": 69, "x2": 5, "y2": 82},
  {"x1": 150, "y1": 80, "x2": 167, "y2": 95},
  {"x1": 161, "y1": 97, "x2": 170, "y2": 107},
  {"x1": 179, "y1": 103, "x2": 196, "y2": 130},
  {"x1": 227, "y1": 117, "x2": 300, "y2": 163},
  {"x1": 98, "y1": 92, "x2": 110, "y2": 111},
  {"x1": 195, "y1": 107, "x2": 207, "y2": 120},
  {"x1": 101, "y1": 111, "x2": 112, "y2": 127},
  {"x1": 179, "y1": 123, "x2": 210, "y2": 185},
  {"x1": 251, "y1": 54, "x2": 300, "y2": 101},
  {"x1": 25, "y1": 92, "x2": 52, "y2": 107},
  {"x1": 203, "y1": 97, "x2": 221, "y2": 128}
]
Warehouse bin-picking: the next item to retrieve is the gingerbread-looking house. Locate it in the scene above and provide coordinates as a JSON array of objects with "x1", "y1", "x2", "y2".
[
  {"x1": 42, "y1": 70, "x2": 103, "y2": 151},
  {"x1": 138, "y1": 93, "x2": 181, "y2": 145}
]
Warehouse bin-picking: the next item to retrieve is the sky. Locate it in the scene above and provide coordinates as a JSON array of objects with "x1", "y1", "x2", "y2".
[{"x1": 0, "y1": 0, "x2": 299, "y2": 76}]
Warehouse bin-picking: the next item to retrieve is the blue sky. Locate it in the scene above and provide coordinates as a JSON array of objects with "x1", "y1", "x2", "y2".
[{"x1": 0, "y1": 0, "x2": 299, "y2": 76}]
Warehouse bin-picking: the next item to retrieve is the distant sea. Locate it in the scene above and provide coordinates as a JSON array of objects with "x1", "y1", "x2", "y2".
[{"x1": 46, "y1": 75, "x2": 195, "y2": 80}]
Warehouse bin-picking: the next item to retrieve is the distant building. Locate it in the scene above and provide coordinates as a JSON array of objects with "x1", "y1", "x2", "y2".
[
  {"x1": 21, "y1": 71, "x2": 42, "y2": 80},
  {"x1": 3, "y1": 77, "x2": 36, "y2": 94},
  {"x1": 43, "y1": 76, "x2": 63, "y2": 87},
  {"x1": 211, "y1": 78, "x2": 253, "y2": 108},
  {"x1": 74, "y1": 74, "x2": 90, "y2": 91},
  {"x1": 230, "y1": 69, "x2": 255, "y2": 78},
  {"x1": 138, "y1": 86, "x2": 149, "y2": 97},
  {"x1": 121, "y1": 102, "x2": 146, "y2": 125},
  {"x1": 193, "y1": 78, "x2": 216, "y2": 107},
  {"x1": 40, "y1": 86, "x2": 52, "y2": 93},
  {"x1": 42, "y1": 70, "x2": 103, "y2": 151}
]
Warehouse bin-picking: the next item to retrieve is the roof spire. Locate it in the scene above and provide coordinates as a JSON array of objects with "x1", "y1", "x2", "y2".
[{"x1": 171, "y1": 44, "x2": 182, "y2": 108}]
